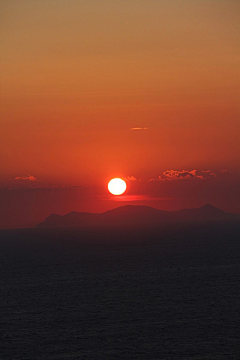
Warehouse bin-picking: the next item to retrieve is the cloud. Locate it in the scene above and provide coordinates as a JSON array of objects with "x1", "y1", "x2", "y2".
[
  {"x1": 202, "y1": 170, "x2": 217, "y2": 177},
  {"x1": 106, "y1": 195, "x2": 169, "y2": 202},
  {"x1": 130, "y1": 127, "x2": 148, "y2": 130},
  {"x1": 125, "y1": 176, "x2": 138, "y2": 181},
  {"x1": 150, "y1": 169, "x2": 218, "y2": 181},
  {"x1": 162, "y1": 170, "x2": 204, "y2": 180},
  {"x1": 15, "y1": 175, "x2": 37, "y2": 182}
]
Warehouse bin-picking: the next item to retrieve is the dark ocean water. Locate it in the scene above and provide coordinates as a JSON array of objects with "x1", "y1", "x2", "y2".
[{"x1": 0, "y1": 223, "x2": 240, "y2": 359}]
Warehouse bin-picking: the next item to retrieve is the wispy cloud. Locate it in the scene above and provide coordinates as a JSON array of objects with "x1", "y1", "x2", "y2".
[
  {"x1": 15, "y1": 175, "x2": 37, "y2": 182},
  {"x1": 130, "y1": 127, "x2": 148, "y2": 130},
  {"x1": 124, "y1": 176, "x2": 139, "y2": 181},
  {"x1": 202, "y1": 170, "x2": 216, "y2": 177},
  {"x1": 150, "y1": 169, "x2": 218, "y2": 181},
  {"x1": 162, "y1": 170, "x2": 204, "y2": 180},
  {"x1": 106, "y1": 195, "x2": 169, "y2": 202}
]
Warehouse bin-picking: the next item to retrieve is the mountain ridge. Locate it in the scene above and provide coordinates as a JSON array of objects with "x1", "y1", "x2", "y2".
[{"x1": 37, "y1": 204, "x2": 240, "y2": 228}]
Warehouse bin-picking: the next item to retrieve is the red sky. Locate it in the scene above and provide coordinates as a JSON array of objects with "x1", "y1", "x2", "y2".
[{"x1": 1, "y1": 0, "x2": 240, "y2": 228}]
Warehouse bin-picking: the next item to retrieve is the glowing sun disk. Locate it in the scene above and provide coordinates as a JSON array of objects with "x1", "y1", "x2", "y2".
[{"x1": 108, "y1": 178, "x2": 126, "y2": 195}]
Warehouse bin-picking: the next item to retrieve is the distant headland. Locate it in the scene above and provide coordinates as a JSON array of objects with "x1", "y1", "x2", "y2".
[{"x1": 37, "y1": 204, "x2": 240, "y2": 228}]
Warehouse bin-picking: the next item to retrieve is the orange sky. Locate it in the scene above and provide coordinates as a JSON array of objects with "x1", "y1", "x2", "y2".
[{"x1": 1, "y1": 0, "x2": 240, "y2": 227}]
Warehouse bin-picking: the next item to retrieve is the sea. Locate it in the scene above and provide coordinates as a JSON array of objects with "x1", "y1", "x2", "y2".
[{"x1": 0, "y1": 222, "x2": 240, "y2": 359}]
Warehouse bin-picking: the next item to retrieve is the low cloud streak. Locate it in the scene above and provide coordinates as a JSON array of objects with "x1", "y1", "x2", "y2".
[
  {"x1": 150, "y1": 169, "x2": 219, "y2": 181},
  {"x1": 15, "y1": 175, "x2": 37, "y2": 182},
  {"x1": 130, "y1": 127, "x2": 148, "y2": 130}
]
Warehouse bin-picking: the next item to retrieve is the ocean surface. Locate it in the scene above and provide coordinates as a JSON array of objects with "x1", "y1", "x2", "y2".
[{"x1": 0, "y1": 222, "x2": 240, "y2": 359}]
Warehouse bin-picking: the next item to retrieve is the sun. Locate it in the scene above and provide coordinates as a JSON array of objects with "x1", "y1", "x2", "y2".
[{"x1": 108, "y1": 178, "x2": 127, "y2": 195}]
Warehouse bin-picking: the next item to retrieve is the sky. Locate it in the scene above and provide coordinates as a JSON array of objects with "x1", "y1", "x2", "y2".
[{"x1": 1, "y1": 0, "x2": 240, "y2": 228}]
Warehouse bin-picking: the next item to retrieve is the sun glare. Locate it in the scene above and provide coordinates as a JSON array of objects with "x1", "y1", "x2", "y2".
[{"x1": 108, "y1": 178, "x2": 126, "y2": 196}]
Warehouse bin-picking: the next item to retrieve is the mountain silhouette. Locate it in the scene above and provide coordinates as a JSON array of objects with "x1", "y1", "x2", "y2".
[{"x1": 37, "y1": 204, "x2": 239, "y2": 228}]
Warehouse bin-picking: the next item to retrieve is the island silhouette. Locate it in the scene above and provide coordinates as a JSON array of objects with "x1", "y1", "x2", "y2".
[{"x1": 37, "y1": 204, "x2": 239, "y2": 228}]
